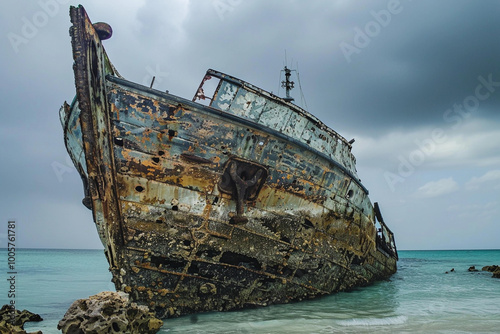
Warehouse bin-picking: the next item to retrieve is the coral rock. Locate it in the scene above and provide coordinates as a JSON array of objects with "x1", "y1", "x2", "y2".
[
  {"x1": 0, "y1": 304, "x2": 43, "y2": 334},
  {"x1": 57, "y1": 291, "x2": 163, "y2": 334}
]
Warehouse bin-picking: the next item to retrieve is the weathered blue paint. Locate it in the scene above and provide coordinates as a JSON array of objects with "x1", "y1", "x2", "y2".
[{"x1": 61, "y1": 5, "x2": 398, "y2": 319}]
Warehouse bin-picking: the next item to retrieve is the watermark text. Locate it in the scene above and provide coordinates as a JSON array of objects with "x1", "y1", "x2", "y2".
[
  {"x1": 212, "y1": 0, "x2": 242, "y2": 21},
  {"x1": 6, "y1": 220, "x2": 17, "y2": 325},
  {"x1": 339, "y1": 0, "x2": 410, "y2": 63},
  {"x1": 7, "y1": 0, "x2": 70, "y2": 53},
  {"x1": 384, "y1": 74, "x2": 499, "y2": 191}
]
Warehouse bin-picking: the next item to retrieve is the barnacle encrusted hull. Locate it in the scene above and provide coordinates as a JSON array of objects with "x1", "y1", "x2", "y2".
[{"x1": 61, "y1": 5, "x2": 398, "y2": 318}]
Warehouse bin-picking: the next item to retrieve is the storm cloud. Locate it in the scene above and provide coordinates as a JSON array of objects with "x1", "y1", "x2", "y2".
[{"x1": 1, "y1": 0, "x2": 499, "y2": 250}]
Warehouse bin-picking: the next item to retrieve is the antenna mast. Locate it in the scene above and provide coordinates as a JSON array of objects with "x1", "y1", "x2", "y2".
[{"x1": 281, "y1": 66, "x2": 295, "y2": 103}]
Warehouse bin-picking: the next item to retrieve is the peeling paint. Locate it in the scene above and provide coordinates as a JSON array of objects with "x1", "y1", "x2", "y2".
[{"x1": 61, "y1": 5, "x2": 398, "y2": 319}]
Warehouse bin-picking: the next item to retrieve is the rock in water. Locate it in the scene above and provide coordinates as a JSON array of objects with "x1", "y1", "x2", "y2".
[
  {"x1": 0, "y1": 304, "x2": 43, "y2": 334},
  {"x1": 482, "y1": 265, "x2": 499, "y2": 272},
  {"x1": 58, "y1": 291, "x2": 163, "y2": 334},
  {"x1": 482, "y1": 265, "x2": 500, "y2": 278}
]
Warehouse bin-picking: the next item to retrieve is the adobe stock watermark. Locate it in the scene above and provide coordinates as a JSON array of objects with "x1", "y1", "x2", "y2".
[
  {"x1": 142, "y1": 64, "x2": 170, "y2": 89},
  {"x1": 52, "y1": 156, "x2": 75, "y2": 183},
  {"x1": 339, "y1": 0, "x2": 411, "y2": 63},
  {"x1": 212, "y1": 0, "x2": 242, "y2": 21},
  {"x1": 7, "y1": 0, "x2": 71, "y2": 54},
  {"x1": 6, "y1": 220, "x2": 17, "y2": 324},
  {"x1": 384, "y1": 74, "x2": 500, "y2": 192}
]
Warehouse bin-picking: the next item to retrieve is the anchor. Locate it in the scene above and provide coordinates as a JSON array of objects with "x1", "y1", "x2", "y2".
[{"x1": 219, "y1": 158, "x2": 267, "y2": 225}]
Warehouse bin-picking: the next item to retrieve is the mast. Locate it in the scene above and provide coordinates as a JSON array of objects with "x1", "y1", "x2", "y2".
[{"x1": 281, "y1": 66, "x2": 295, "y2": 103}]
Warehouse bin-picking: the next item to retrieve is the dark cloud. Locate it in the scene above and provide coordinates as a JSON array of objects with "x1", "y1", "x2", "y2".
[
  {"x1": 323, "y1": 0, "x2": 500, "y2": 135},
  {"x1": 1, "y1": 0, "x2": 499, "y2": 250}
]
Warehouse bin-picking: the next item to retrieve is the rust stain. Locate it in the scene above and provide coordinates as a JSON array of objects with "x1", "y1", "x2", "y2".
[{"x1": 62, "y1": 5, "x2": 398, "y2": 320}]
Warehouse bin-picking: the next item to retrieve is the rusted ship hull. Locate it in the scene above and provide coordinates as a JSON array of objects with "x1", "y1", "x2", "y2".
[{"x1": 61, "y1": 6, "x2": 397, "y2": 318}]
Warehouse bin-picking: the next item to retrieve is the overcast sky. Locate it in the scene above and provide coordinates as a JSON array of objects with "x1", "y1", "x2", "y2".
[{"x1": 1, "y1": 0, "x2": 499, "y2": 250}]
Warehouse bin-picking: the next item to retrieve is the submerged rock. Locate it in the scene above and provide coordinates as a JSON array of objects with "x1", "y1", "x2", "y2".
[
  {"x1": 468, "y1": 266, "x2": 479, "y2": 272},
  {"x1": 58, "y1": 291, "x2": 163, "y2": 334},
  {"x1": 0, "y1": 304, "x2": 43, "y2": 334},
  {"x1": 482, "y1": 265, "x2": 500, "y2": 278},
  {"x1": 482, "y1": 265, "x2": 499, "y2": 272}
]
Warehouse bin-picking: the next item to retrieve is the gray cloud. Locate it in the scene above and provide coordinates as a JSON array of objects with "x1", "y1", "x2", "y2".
[{"x1": 1, "y1": 0, "x2": 499, "y2": 250}]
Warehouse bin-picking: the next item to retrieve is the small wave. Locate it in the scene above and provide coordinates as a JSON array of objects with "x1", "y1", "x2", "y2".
[{"x1": 338, "y1": 315, "x2": 408, "y2": 327}]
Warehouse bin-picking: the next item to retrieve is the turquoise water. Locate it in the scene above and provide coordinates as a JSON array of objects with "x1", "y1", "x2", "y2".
[{"x1": 1, "y1": 249, "x2": 499, "y2": 333}]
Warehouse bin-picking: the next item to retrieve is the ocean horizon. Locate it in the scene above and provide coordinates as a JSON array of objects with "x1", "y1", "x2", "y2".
[{"x1": 1, "y1": 248, "x2": 499, "y2": 333}]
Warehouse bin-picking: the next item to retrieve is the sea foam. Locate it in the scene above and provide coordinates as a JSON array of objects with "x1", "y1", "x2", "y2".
[{"x1": 337, "y1": 315, "x2": 408, "y2": 327}]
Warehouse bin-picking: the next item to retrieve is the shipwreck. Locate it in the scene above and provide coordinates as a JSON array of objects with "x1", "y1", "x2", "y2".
[{"x1": 60, "y1": 5, "x2": 398, "y2": 318}]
